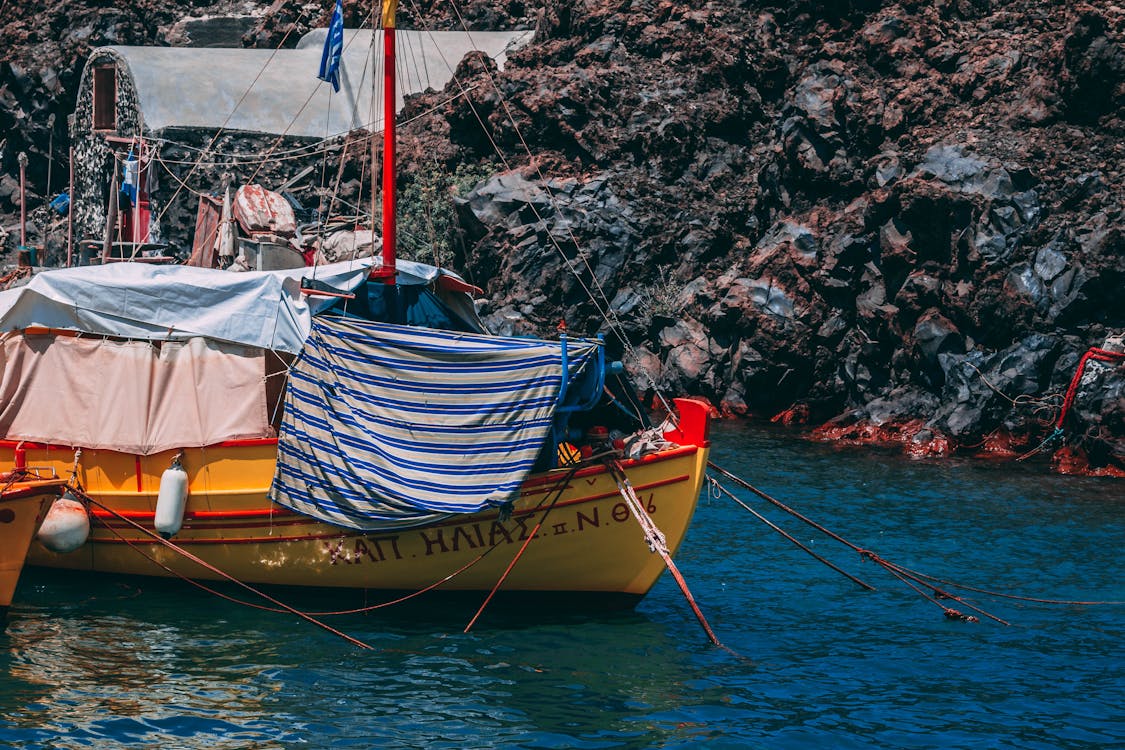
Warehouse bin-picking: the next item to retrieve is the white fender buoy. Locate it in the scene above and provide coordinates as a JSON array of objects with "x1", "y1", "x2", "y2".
[
  {"x1": 37, "y1": 492, "x2": 91, "y2": 554},
  {"x1": 154, "y1": 454, "x2": 189, "y2": 539}
]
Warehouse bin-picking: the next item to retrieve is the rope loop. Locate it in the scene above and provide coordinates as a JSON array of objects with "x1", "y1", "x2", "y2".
[{"x1": 944, "y1": 608, "x2": 980, "y2": 623}]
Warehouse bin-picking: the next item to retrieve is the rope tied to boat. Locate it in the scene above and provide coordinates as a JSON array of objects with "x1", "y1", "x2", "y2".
[
  {"x1": 707, "y1": 475, "x2": 876, "y2": 591},
  {"x1": 605, "y1": 459, "x2": 742, "y2": 658},
  {"x1": 463, "y1": 461, "x2": 587, "y2": 633},
  {"x1": 709, "y1": 460, "x2": 1125, "y2": 623},
  {"x1": 64, "y1": 483, "x2": 376, "y2": 650}
]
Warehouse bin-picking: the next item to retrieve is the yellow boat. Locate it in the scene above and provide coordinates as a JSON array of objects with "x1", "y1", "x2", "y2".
[
  {"x1": 5, "y1": 399, "x2": 708, "y2": 600},
  {"x1": 0, "y1": 473, "x2": 64, "y2": 611},
  {"x1": 0, "y1": 0, "x2": 712, "y2": 608}
]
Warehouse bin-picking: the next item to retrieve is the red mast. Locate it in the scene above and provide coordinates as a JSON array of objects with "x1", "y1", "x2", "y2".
[{"x1": 373, "y1": 0, "x2": 398, "y2": 284}]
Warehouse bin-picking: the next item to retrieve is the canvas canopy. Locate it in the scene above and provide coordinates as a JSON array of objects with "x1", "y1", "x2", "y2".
[
  {"x1": 269, "y1": 317, "x2": 601, "y2": 531},
  {"x1": 0, "y1": 333, "x2": 269, "y2": 454},
  {"x1": 0, "y1": 258, "x2": 478, "y2": 354}
]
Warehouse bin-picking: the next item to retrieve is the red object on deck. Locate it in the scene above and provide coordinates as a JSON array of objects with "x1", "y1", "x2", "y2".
[{"x1": 663, "y1": 398, "x2": 712, "y2": 447}]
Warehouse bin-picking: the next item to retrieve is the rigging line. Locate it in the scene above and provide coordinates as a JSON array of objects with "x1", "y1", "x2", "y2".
[
  {"x1": 606, "y1": 459, "x2": 741, "y2": 657},
  {"x1": 153, "y1": 155, "x2": 213, "y2": 200},
  {"x1": 712, "y1": 461, "x2": 1010, "y2": 623},
  {"x1": 711, "y1": 460, "x2": 1110, "y2": 616},
  {"x1": 149, "y1": 22, "x2": 303, "y2": 235},
  {"x1": 68, "y1": 485, "x2": 375, "y2": 650},
  {"x1": 707, "y1": 475, "x2": 876, "y2": 591},
  {"x1": 410, "y1": 0, "x2": 675, "y2": 417},
  {"x1": 860, "y1": 549, "x2": 1009, "y2": 625},
  {"x1": 313, "y1": 70, "x2": 338, "y2": 279},
  {"x1": 321, "y1": 133, "x2": 354, "y2": 247},
  {"x1": 435, "y1": 2, "x2": 657, "y2": 372},
  {"x1": 879, "y1": 562, "x2": 1125, "y2": 607},
  {"x1": 397, "y1": 9, "x2": 608, "y2": 306},
  {"x1": 327, "y1": 192, "x2": 370, "y2": 217},
  {"x1": 152, "y1": 135, "x2": 342, "y2": 163},
  {"x1": 462, "y1": 462, "x2": 583, "y2": 632},
  {"x1": 152, "y1": 134, "x2": 345, "y2": 160},
  {"x1": 370, "y1": 9, "x2": 385, "y2": 235},
  {"x1": 154, "y1": 145, "x2": 345, "y2": 169},
  {"x1": 881, "y1": 561, "x2": 989, "y2": 624},
  {"x1": 91, "y1": 513, "x2": 549, "y2": 671},
  {"x1": 323, "y1": 36, "x2": 377, "y2": 226},
  {"x1": 708, "y1": 461, "x2": 864, "y2": 554},
  {"x1": 404, "y1": 21, "x2": 430, "y2": 94},
  {"x1": 99, "y1": 508, "x2": 497, "y2": 617},
  {"x1": 245, "y1": 6, "x2": 378, "y2": 187}
]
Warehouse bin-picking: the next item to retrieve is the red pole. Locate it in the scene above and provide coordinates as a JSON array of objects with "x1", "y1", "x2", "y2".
[{"x1": 376, "y1": 0, "x2": 397, "y2": 284}]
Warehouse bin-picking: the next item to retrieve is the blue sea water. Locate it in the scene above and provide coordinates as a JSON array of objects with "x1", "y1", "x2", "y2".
[{"x1": 2, "y1": 421, "x2": 1123, "y2": 749}]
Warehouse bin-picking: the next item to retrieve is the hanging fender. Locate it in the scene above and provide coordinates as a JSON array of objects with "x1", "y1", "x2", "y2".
[
  {"x1": 37, "y1": 491, "x2": 91, "y2": 554},
  {"x1": 154, "y1": 453, "x2": 189, "y2": 539}
]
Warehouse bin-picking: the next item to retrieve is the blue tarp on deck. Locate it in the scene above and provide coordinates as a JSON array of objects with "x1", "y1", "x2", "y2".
[{"x1": 269, "y1": 316, "x2": 599, "y2": 530}]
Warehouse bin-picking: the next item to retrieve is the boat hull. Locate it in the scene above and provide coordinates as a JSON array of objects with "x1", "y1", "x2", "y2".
[
  {"x1": 7, "y1": 437, "x2": 708, "y2": 598},
  {"x1": 0, "y1": 478, "x2": 64, "y2": 610}
]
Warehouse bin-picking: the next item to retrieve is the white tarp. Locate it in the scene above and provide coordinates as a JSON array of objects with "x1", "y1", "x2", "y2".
[
  {"x1": 0, "y1": 258, "x2": 467, "y2": 354},
  {"x1": 0, "y1": 333, "x2": 270, "y2": 455}
]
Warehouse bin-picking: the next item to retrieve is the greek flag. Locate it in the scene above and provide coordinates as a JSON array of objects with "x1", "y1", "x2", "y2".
[
  {"x1": 317, "y1": 0, "x2": 344, "y2": 92},
  {"x1": 269, "y1": 317, "x2": 600, "y2": 531}
]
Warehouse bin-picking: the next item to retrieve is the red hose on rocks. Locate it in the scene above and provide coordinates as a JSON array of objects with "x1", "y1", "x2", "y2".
[{"x1": 1055, "y1": 347, "x2": 1125, "y2": 430}]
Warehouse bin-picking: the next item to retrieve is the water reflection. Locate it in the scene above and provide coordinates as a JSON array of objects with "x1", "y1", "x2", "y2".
[
  {"x1": 3, "y1": 598, "x2": 293, "y2": 748},
  {"x1": 2, "y1": 573, "x2": 721, "y2": 748}
]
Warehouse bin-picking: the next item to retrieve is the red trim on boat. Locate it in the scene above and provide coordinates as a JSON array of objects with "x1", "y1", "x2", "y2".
[
  {"x1": 520, "y1": 445, "x2": 698, "y2": 488},
  {"x1": 0, "y1": 441, "x2": 694, "y2": 462},
  {"x1": 89, "y1": 507, "x2": 297, "y2": 521},
  {"x1": 213, "y1": 438, "x2": 278, "y2": 448},
  {"x1": 85, "y1": 473, "x2": 692, "y2": 541},
  {"x1": 0, "y1": 438, "x2": 280, "y2": 451},
  {"x1": 91, "y1": 530, "x2": 368, "y2": 546},
  {"x1": 0, "y1": 483, "x2": 64, "y2": 502}
]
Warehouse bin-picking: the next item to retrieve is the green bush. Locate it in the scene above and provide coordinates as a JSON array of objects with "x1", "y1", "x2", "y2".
[{"x1": 393, "y1": 161, "x2": 494, "y2": 268}]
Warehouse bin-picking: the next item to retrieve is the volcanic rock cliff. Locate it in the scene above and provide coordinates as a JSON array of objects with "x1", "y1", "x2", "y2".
[{"x1": 1, "y1": 0, "x2": 1122, "y2": 473}]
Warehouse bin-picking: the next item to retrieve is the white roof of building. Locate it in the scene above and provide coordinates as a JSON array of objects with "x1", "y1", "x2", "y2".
[{"x1": 104, "y1": 29, "x2": 531, "y2": 139}]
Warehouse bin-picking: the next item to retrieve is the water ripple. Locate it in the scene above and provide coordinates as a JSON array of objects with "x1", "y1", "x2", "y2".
[{"x1": 2, "y1": 422, "x2": 1123, "y2": 748}]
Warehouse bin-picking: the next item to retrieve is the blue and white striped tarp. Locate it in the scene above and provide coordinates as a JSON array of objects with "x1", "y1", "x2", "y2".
[{"x1": 268, "y1": 316, "x2": 600, "y2": 531}]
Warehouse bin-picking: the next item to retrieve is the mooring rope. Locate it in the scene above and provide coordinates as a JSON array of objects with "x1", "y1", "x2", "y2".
[
  {"x1": 605, "y1": 459, "x2": 742, "y2": 657},
  {"x1": 709, "y1": 465, "x2": 1010, "y2": 622},
  {"x1": 879, "y1": 560, "x2": 1125, "y2": 607},
  {"x1": 706, "y1": 475, "x2": 876, "y2": 592},
  {"x1": 98, "y1": 519, "x2": 497, "y2": 617},
  {"x1": 462, "y1": 461, "x2": 586, "y2": 632},
  {"x1": 1017, "y1": 347, "x2": 1125, "y2": 461},
  {"x1": 66, "y1": 484, "x2": 375, "y2": 650},
  {"x1": 68, "y1": 456, "x2": 585, "y2": 624},
  {"x1": 709, "y1": 460, "x2": 1125, "y2": 621}
]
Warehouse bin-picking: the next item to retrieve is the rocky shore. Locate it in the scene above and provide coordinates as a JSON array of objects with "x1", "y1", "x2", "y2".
[{"x1": 1, "y1": 0, "x2": 1122, "y2": 473}]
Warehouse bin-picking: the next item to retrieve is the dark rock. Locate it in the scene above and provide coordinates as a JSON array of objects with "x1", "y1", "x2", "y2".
[
  {"x1": 0, "y1": 0, "x2": 1121, "y2": 472},
  {"x1": 913, "y1": 309, "x2": 964, "y2": 382}
]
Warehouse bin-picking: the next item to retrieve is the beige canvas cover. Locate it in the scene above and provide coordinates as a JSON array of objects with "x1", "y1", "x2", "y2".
[{"x1": 0, "y1": 333, "x2": 271, "y2": 455}]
